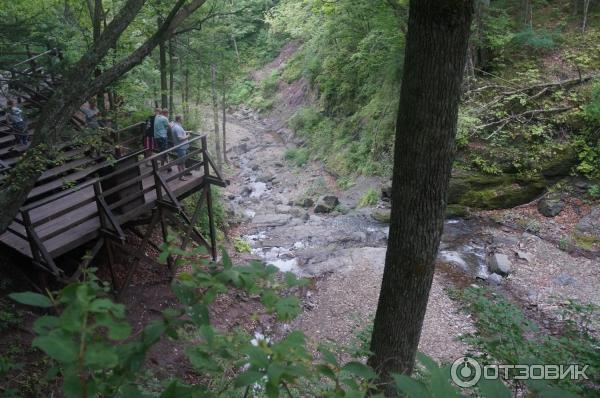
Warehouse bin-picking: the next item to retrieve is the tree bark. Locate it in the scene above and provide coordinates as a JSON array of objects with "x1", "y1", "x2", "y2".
[
  {"x1": 368, "y1": 0, "x2": 474, "y2": 392},
  {"x1": 168, "y1": 38, "x2": 175, "y2": 115},
  {"x1": 210, "y1": 63, "x2": 222, "y2": 166},
  {"x1": 222, "y1": 77, "x2": 228, "y2": 163},
  {"x1": 582, "y1": 0, "x2": 590, "y2": 33},
  {"x1": 159, "y1": 36, "x2": 168, "y2": 109},
  {"x1": 0, "y1": 0, "x2": 207, "y2": 235}
]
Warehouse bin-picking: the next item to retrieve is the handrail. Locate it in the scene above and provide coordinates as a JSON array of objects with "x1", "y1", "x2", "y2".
[
  {"x1": 21, "y1": 148, "x2": 145, "y2": 212},
  {"x1": 3, "y1": 48, "x2": 60, "y2": 72},
  {"x1": 21, "y1": 133, "x2": 207, "y2": 212}
]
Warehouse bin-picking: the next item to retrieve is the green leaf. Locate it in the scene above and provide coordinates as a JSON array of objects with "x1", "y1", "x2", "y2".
[
  {"x1": 9, "y1": 292, "x2": 53, "y2": 308},
  {"x1": 392, "y1": 374, "x2": 431, "y2": 398},
  {"x1": 477, "y1": 378, "x2": 511, "y2": 398},
  {"x1": 234, "y1": 370, "x2": 264, "y2": 388},
  {"x1": 33, "y1": 331, "x2": 78, "y2": 363},
  {"x1": 84, "y1": 343, "x2": 119, "y2": 368},
  {"x1": 341, "y1": 361, "x2": 377, "y2": 380},
  {"x1": 274, "y1": 296, "x2": 301, "y2": 321}
]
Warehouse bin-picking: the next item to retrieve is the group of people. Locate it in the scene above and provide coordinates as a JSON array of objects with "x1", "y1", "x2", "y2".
[
  {"x1": 4, "y1": 99, "x2": 28, "y2": 145},
  {"x1": 144, "y1": 108, "x2": 190, "y2": 181}
]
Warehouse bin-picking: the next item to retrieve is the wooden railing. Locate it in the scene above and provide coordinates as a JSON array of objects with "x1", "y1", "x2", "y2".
[{"x1": 18, "y1": 132, "x2": 225, "y2": 275}]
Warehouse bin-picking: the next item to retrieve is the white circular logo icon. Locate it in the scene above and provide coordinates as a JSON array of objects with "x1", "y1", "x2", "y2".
[{"x1": 451, "y1": 357, "x2": 482, "y2": 388}]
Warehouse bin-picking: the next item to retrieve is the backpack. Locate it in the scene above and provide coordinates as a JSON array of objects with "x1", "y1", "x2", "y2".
[{"x1": 144, "y1": 115, "x2": 155, "y2": 137}]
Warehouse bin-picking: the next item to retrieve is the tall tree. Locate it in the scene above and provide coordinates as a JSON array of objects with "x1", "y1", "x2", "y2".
[
  {"x1": 0, "y1": 0, "x2": 209, "y2": 235},
  {"x1": 367, "y1": 0, "x2": 474, "y2": 391},
  {"x1": 210, "y1": 63, "x2": 222, "y2": 166}
]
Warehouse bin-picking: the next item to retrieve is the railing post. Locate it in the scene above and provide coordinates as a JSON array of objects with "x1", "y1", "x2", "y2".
[
  {"x1": 93, "y1": 181, "x2": 106, "y2": 231},
  {"x1": 201, "y1": 136, "x2": 217, "y2": 261},
  {"x1": 21, "y1": 210, "x2": 41, "y2": 264},
  {"x1": 152, "y1": 159, "x2": 163, "y2": 202}
]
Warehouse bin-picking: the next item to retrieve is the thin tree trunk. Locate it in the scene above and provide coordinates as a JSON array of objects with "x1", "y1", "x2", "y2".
[
  {"x1": 222, "y1": 79, "x2": 228, "y2": 163},
  {"x1": 168, "y1": 38, "x2": 175, "y2": 115},
  {"x1": 368, "y1": 0, "x2": 474, "y2": 393},
  {"x1": 159, "y1": 17, "x2": 168, "y2": 109},
  {"x1": 210, "y1": 63, "x2": 222, "y2": 166},
  {"x1": 582, "y1": 0, "x2": 590, "y2": 33}
]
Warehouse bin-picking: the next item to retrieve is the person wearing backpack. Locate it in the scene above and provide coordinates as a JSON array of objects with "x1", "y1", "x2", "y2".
[{"x1": 144, "y1": 107, "x2": 160, "y2": 158}]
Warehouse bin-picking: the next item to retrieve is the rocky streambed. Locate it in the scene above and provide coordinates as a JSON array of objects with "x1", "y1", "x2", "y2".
[{"x1": 218, "y1": 106, "x2": 600, "y2": 362}]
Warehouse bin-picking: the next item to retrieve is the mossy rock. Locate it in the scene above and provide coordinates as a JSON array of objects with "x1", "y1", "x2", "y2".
[
  {"x1": 371, "y1": 209, "x2": 391, "y2": 224},
  {"x1": 539, "y1": 144, "x2": 578, "y2": 178},
  {"x1": 445, "y1": 204, "x2": 471, "y2": 218},
  {"x1": 449, "y1": 171, "x2": 546, "y2": 210}
]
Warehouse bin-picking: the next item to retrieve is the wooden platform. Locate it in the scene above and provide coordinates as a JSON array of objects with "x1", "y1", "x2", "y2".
[{"x1": 0, "y1": 133, "x2": 226, "y2": 276}]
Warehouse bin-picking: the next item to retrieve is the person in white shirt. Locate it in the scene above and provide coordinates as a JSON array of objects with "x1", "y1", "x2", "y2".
[{"x1": 171, "y1": 115, "x2": 190, "y2": 180}]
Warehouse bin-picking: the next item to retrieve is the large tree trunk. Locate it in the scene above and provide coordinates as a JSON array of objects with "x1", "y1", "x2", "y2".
[
  {"x1": 210, "y1": 63, "x2": 222, "y2": 166},
  {"x1": 0, "y1": 0, "x2": 208, "y2": 235},
  {"x1": 368, "y1": 0, "x2": 474, "y2": 391}
]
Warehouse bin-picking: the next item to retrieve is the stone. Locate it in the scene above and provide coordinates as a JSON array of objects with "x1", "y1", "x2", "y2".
[
  {"x1": 251, "y1": 164, "x2": 259, "y2": 171},
  {"x1": 381, "y1": 182, "x2": 392, "y2": 201},
  {"x1": 234, "y1": 143, "x2": 249, "y2": 155},
  {"x1": 240, "y1": 186, "x2": 252, "y2": 197},
  {"x1": 314, "y1": 195, "x2": 340, "y2": 213},
  {"x1": 275, "y1": 205, "x2": 292, "y2": 214},
  {"x1": 575, "y1": 208, "x2": 600, "y2": 239},
  {"x1": 371, "y1": 209, "x2": 391, "y2": 224},
  {"x1": 257, "y1": 174, "x2": 275, "y2": 183},
  {"x1": 295, "y1": 198, "x2": 315, "y2": 208},
  {"x1": 537, "y1": 194, "x2": 565, "y2": 217},
  {"x1": 487, "y1": 273, "x2": 503, "y2": 286},
  {"x1": 515, "y1": 250, "x2": 533, "y2": 262},
  {"x1": 487, "y1": 253, "x2": 512, "y2": 276},
  {"x1": 274, "y1": 162, "x2": 284, "y2": 168},
  {"x1": 553, "y1": 273, "x2": 576, "y2": 286},
  {"x1": 252, "y1": 214, "x2": 291, "y2": 227}
]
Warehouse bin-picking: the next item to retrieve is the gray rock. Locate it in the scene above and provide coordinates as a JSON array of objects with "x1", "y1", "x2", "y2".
[
  {"x1": 487, "y1": 273, "x2": 503, "y2": 285},
  {"x1": 381, "y1": 182, "x2": 392, "y2": 202},
  {"x1": 274, "y1": 162, "x2": 284, "y2": 168},
  {"x1": 553, "y1": 273, "x2": 576, "y2": 286},
  {"x1": 371, "y1": 209, "x2": 391, "y2": 224},
  {"x1": 252, "y1": 214, "x2": 291, "y2": 227},
  {"x1": 515, "y1": 250, "x2": 533, "y2": 262},
  {"x1": 575, "y1": 208, "x2": 600, "y2": 239},
  {"x1": 257, "y1": 174, "x2": 275, "y2": 183},
  {"x1": 314, "y1": 195, "x2": 339, "y2": 213},
  {"x1": 301, "y1": 212, "x2": 310, "y2": 222},
  {"x1": 240, "y1": 186, "x2": 252, "y2": 197},
  {"x1": 275, "y1": 205, "x2": 292, "y2": 214},
  {"x1": 487, "y1": 253, "x2": 512, "y2": 276},
  {"x1": 234, "y1": 143, "x2": 248, "y2": 155},
  {"x1": 295, "y1": 198, "x2": 315, "y2": 208},
  {"x1": 537, "y1": 195, "x2": 565, "y2": 217},
  {"x1": 251, "y1": 164, "x2": 259, "y2": 171}
]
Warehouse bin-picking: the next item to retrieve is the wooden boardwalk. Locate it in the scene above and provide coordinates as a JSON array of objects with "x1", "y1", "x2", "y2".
[{"x1": 0, "y1": 133, "x2": 226, "y2": 278}]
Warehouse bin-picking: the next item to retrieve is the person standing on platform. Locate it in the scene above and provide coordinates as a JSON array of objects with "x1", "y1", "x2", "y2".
[
  {"x1": 154, "y1": 108, "x2": 172, "y2": 170},
  {"x1": 144, "y1": 107, "x2": 160, "y2": 158},
  {"x1": 171, "y1": 115, "x2": 190, "y2": 180},
  {"x1": 6, "y1": 100, "x2": 28, "y2": 145}
]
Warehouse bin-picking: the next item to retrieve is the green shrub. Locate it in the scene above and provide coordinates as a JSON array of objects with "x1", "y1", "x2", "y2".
[
  {"x1": 234, "y1": 238, "x2": 252, "y2": 253},
  {"x1": 284, "y1": 147, "x2": 310, "y2": 167},
  {"x1": 260, "y1": 70, "x2": 281, "y2": 97},
  {"x1": 230, "y1": 79, "x2": 255, "y2": 105},
  {"x1": 289, "y1": 107, "x2": 322, "y2": 133},
  {"x1": 583, "y1": 82, "x2": 600, "y2": 124},
  {"x1": 358, "y1": 188, "x2": 379, "y2": 207},
  {"x1": 511, "y1": 28, "x2": 561, "y2": 50}
]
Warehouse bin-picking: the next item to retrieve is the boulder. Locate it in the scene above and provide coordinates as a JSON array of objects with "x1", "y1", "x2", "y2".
[
  {"x1": 487, "y1": 253, "x2": 512, "y2": 276},
  {"x1": 515, "y1": 250, "x2": 533, "y2": 262},
  {"x1": 371, "y1": 209, "x2": 391, "y2": 224},
  {"x1": 575, "y1": 208, "x2": 600, "y2": 239},
  {"x1": 487, "y1": 273, "x2": 503, "y2": 286},
  {"x1": 314, "y1": 195, "x2": 339, "y2": 213},
  {"x1": 294, "y1": 198, "x2": 315, "y2": 208},
  {"x1": 448, "y1": 170, "x2": 546, "y2": 210},
  {"x1": 537, "y1": 194, "x2": 565, "y2": 217},
  {"x1": 240, "y1": 186, "x2": 253, "y2": 197},
  {"x1": 381, "y1": 182, "x2": 392, "y2": 202}
]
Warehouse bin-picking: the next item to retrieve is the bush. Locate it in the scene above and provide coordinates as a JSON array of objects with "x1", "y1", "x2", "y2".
[
  {"x1": 261, "y1": 70, "x2": 281, "y2": 97},
  {"x1": 511, "y1": 28, "x2": 561, "y2": 51},
  {"x1": 358, "y1": 188, "x2": 379, "y2": 207},
  {"x1": 234, "y1": 238, "x2": 252, "y2": 253},
  {"x1": 289, "y1": 107, "x2": 322, "y2": 133},
  {"x1": 583, "y1": 82, "x2": 600, "y2": 124},
  {"x1": 230, "y1": 79, "x2": 256, "y2": 105},
  {"x1": 284, "y1": 147, "x2": 310, "y2": 167}
]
